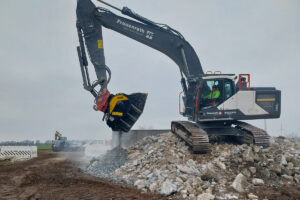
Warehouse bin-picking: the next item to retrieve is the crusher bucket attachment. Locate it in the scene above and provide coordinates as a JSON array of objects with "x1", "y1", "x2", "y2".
[{"x1": 106, "y1": 93, "x2": 148, "y2": 132}]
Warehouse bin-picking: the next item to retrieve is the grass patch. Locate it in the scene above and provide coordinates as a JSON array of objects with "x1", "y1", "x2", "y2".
[
  {"x1": 0, "y1": 158, "x2": 11, "y2": 166},
  {"x1": 37, "y1": 145, "x2": 52, "y2": 150}
]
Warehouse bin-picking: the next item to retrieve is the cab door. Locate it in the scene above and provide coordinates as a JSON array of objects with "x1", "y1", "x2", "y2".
[
  {"x1": 224, "y1": 79, "x2": 234, "y2": 101},
  {"x1": 198, "y1": 79, "x2": 224, "y2": 111},
  {"x1": 218, "y1": 79, "x2": 234, "y2": 111}
]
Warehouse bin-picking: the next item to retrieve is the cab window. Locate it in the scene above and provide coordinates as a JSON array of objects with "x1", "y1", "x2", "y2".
[
  {"x1": 199, "y1": 80, "x2": 222, "y2": 110},
  {"x1": 224, "y1": 80, "x2": 233, "y2": 99}
]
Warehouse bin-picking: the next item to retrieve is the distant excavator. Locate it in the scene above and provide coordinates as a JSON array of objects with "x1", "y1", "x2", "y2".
[
  {"x1": 52, "y1": 131, "x2": 83, "y2": 152},
  {"x1": 75, "y1": 0, "x2": 281, "y2": 153}
]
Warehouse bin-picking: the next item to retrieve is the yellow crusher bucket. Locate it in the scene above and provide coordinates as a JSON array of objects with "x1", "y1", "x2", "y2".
[{"x1": 106, "y1": 93, "x2": 148, "y2": 132}]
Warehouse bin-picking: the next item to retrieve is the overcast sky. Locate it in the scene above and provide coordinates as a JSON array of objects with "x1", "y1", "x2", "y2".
[{"x1": 0, "y1": 0, "x2": 299, "y2": 141}]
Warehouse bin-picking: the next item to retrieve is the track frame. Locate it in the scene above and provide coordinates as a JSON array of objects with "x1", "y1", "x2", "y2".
[{"x1": 171, "y1": 120, "x2": 270, "y2": 153}]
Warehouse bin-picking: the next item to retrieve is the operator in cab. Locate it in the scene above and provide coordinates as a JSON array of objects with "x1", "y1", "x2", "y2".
[
  {"x1": 204, "y1": 85, "x2": 220, "y2": 99},
  {"x1": 201, "y1": 85, "x2": 221, "y2": 107}
]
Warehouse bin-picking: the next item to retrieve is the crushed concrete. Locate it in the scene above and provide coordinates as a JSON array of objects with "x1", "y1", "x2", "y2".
[
  {"x1": 231, "y1": 173, "x2": 248, "y2": 192},
  {"x1": 85, "y1": 132, "x2": 300, "y2": 199},
  {"x1": 85, "y1": 147, "x2": 128, "y2": 180}
]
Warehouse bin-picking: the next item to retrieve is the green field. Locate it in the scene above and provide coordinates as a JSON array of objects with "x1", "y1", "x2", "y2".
[
  {"x1": 37, "y1": 145, "x2": 52, "y2": 150},
  {"x1": 0, "y1": 159, "x2": 11, "y2": 166}
]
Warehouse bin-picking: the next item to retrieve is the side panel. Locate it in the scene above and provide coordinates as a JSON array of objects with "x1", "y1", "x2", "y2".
[
  {"x1": 218, "y1": 91, "x2": 268, "y2": 115},
  {"x1": 255, "y1": 90, "x2": 281, "y2": 116}
]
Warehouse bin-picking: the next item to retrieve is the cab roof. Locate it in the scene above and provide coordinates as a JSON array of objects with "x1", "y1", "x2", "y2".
[{"x1": 201, "y1": 74, "x2": 236, "y2": 80}]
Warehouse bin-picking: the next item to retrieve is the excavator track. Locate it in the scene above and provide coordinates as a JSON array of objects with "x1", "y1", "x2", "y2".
[
  {"x1": 235, "y1": 121, "x2": 270, "y2": 147},
  {"x1": 171, "y1": 121, "x2": 210, "y2": 153},
  {"x1": 171, "y1": 120, "x2": 270, "y2": 154}
]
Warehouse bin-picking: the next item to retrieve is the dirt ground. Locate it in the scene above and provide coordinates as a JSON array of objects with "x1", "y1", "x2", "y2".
[
  {"x1": 252, "y1": 186, "x2": 300, "y2": 200},
  {"x1": 0, "y1": 150, "x2": 299, "y2": 200},
  {"x1": 0, "y1": 150, "x2": 165, "y2": 200}
]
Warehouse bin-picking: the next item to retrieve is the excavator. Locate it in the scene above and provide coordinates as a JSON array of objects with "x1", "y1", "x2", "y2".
[
  {"x1": 76, "y1": 0, "x2": 281, "y2": 153},
  {"x1": 52, "y1": 131, "x2": 83, "y2": 152}
]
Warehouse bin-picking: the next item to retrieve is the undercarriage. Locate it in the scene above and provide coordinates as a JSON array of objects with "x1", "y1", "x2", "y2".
[{"x1": 171, "y1": 120, "x2": 270, "y2": 153}]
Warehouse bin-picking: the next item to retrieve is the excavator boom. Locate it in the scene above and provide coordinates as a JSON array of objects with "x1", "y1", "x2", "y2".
[{"x1": 76, "y1": 0, "x2": 203, "y2": 132}]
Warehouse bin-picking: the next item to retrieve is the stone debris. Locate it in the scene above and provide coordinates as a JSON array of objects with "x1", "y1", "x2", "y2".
[
  {"x1": 249, "y1": 167, "x2": 256, "y2": 174},
  {"x1": 281, "y1": 155, "x2": 288, "y2": 166},
  {"x1": 85, "y1": 132, "x2": 300, "y2": 199},
  {"x1": 217, "y1": 193, "x2": 239, "y2": 199},
  {"x1": 197, "y1": 192, "x2": 215, "y2": 200},
  {"x1": 85, "y1": 147, "x2": 128, "y2": 180},
  {"x1": 252, "y1": 178, "x2": 264, "y2": 186},
  {"x1": 231, "y1": 173, "x2": 248, "y2": 192},
  {"x1": 160, "y1": 179, "x2": 177, "y2": 196},
  {"x1": 248, "y1": 193, "x2": 259, "y2": 199},
  {"x1": 241, "y1": 168, "x2": 251, "y2": 178},
  {"x1": 134, "y1": 179, "x2": 147, "y2": 189},
  {"x1": 282, "y1": 174, "x2": 293, "y2": 181},
  {"x1": 215, "y1": 159, "x2": 226, "y2": 170}
]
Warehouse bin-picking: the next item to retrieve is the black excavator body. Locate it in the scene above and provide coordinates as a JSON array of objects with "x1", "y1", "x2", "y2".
[{"x1": 75, "y1": 0, "x2": 281, "y2": 152}]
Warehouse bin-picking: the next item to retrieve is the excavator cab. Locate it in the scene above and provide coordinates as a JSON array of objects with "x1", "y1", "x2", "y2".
[
  {"x1": 193, "y1": 73, "x2": 280, "y2": 122},
  {"x1": 199, "y1": 79, "x2": 222, "y2": 109},
  {"x1": 198, "y1": 77, "x2": 234, "y2": 111}
]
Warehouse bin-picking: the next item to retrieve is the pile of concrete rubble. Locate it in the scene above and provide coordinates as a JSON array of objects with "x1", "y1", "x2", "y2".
[
  {"x1": 85, "y1": 147, "x2": 128, "y2": 180},
  {"x1": 87, "y1": 132, "x2": 300, "y2": 199}
]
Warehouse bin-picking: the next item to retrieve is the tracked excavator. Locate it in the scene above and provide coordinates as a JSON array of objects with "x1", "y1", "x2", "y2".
[{"x1": 76, "y1": 0, "x2": 281, "y2": 153}]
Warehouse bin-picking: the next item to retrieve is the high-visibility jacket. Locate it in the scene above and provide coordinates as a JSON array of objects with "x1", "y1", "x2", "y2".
[{"x1": 204, "y1": 90, "x2": 220, "y2": 99}]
